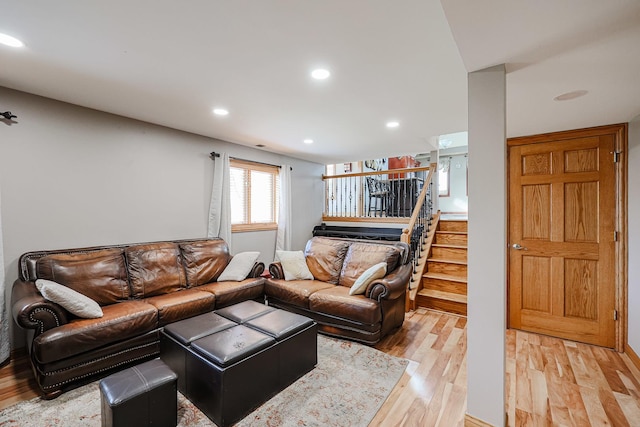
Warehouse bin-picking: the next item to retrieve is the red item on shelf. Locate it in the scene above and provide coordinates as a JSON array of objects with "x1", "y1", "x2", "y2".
[{"x1": 388, "y1": 156, "x2": 420, "y2": 178}]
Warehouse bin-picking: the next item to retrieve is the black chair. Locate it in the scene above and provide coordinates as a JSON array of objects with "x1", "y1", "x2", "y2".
[{"x1": 365, "y1": 176, "x2": 389, "y2": 216}]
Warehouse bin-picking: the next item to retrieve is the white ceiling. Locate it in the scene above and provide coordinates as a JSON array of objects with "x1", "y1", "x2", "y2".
[{"x1": 1, "y1": 1, "x2": 639, "y2": 165}]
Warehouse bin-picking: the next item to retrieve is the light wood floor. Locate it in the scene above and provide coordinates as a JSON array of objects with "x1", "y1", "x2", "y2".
[
  {"x1": 3, "y1": 309, "x2": 640, "y2": 426},
  {"x1": 373, "y1": 309, "x2": 640, "y2": 426},
  {"x1": 372, "y1": 308, "x2": 468, "y2": 426},
  {"x1": 506, "y1": 327, "x2": 640, "y2": 426},
  {"x1": 0, "y1": 348, "x2": 39, "y2": 411}
]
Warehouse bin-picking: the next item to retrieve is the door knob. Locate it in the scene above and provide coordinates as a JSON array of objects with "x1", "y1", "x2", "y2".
[{"x1": 512, "y1": 243, "x2": 527, "y2": 250}]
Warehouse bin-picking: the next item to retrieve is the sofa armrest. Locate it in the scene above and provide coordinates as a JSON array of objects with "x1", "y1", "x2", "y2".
[
  {"x1": 268, "y1": 262, "x2": 285, "y2": 280},
  {"x1": 11, "y1": 279, "x2": 69, "y2": 335},
  {"x1": 248, "y1": 262, "x2": 265, "y2": 278},
  {"x1": 367, "y1": 263, "x2": 412, "y2": 301}
]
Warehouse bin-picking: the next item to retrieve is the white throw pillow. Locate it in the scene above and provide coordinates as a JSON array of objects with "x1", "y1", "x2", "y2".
[
  {"x1": 218, "y1": 251, "x2": 260, "y2": 281},
  {"x1": 276, "y1": 250, "x2": 314, "y2": 281},
  {"x1": 35, "y1": 279, "x2": 103, "y2": 318},
  {"x1": 349, "y1": 262, "x2": 387, "y2": 295}
]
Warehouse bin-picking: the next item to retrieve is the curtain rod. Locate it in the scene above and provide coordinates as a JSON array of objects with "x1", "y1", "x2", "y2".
[{"x1": 210, "y1": 152, "x2": 292, "y2": 170}]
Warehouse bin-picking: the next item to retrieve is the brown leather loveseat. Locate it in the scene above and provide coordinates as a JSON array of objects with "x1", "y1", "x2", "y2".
[
  {"x1": 265, "y1": 237, "x2": 411, "y2": 345},
  {"x1": 11, "y1": 238, "x2": 264, "y2": 398}
]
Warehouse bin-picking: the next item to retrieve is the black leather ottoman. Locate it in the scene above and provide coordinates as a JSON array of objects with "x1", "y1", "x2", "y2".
[
  {"x1": 160, "y1": 301, "x2": 317, "y2": 427},
  {"x1": 215, "y1": 299, "x2": 275, "y2": 323},
  {"x1": 99, "y1": 358, "x2": 177, "y2": 427},
  {"x1": 245, "y1": 308, "x2": 317, "y2": 388},
  {"x1": 161, "y1": 311, "x2": 236, "y2": 391}
]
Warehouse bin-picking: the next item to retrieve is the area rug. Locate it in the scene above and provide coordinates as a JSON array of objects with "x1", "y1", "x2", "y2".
[{"x1": 0, "y1": 335, "x2": 407, "y2": 427}]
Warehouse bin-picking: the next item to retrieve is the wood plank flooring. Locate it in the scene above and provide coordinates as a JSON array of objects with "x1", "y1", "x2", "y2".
[
  {"x1": 373, "y1": 309, "x2": 640, "y2": 426},
  {"x1": 372, "y1": 308, "x2": 468, "y2": 426},
  {"x1": 2, "y1": 309, "x2": 640, "y2": 426},
  {"x1": 506, "y1": 328, "x2": 640, "y2": 426},
  {"x1": 0, "y1": 349, "x2": 39, "y2": 411}
]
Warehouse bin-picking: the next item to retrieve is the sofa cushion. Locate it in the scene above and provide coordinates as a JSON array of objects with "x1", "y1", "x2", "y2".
[
  {"x1": 309, "y1": 286, "x2": 381, "y2": 325},
  {"x1": 304, "y1": 237, "x2": 350, "y2": 284},
  {"x1": 217, "y1": 251, "x2": 260, "y2": 281},
  {"x1": 349, "y1": 262, "x2": 387, "y2": 296},
  {"x1": 276, "y1": 250, "x2": 314, "y2": 280},
  {"x1": 32, "y1": 300, "x2": 158, "y2": 364},
  {"x1": 126, "y1": 242, "x2": 186, "y2": 298},
  {"x1": 338, "y1": 243, "x2": 401, "y2": 288},
  {"x1": 197, "y1": 277, "x2": 265, "y2": 308},
  {"x1": 35, "y1": 279, "x2": 103, "y2": 318},
  {"x1": 180, "y1": 240, "x2": 232, "y2": 287},
  {"x1": 36, "y1": 248, "x2": 129, "y2": 305},
  {"x1": 144, "y1": 289, "x2": 215, "y2": 326},
  {"x1": 264, "y1": 279, "x2": 334, "y2": 308}
]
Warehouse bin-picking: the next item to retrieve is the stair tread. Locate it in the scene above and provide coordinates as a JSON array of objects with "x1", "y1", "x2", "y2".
[
  {"x1": 432, "y1": 243, "x2": 467, "y2": 249},
  {"x1": 423, "y1": 272, "x2": 468, "y2": 283},
  {"x1": 418, "y1": 289, "x2": 467, "y2": 303},
  {"x1": 427, "y1": 257, "x2": 467, "y2": 265}
]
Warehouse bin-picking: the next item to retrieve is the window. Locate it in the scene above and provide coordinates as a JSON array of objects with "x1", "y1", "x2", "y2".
[
  {"x1": 438, "y1": 157, "x2": 450, "y2": 197},
  {"x1": 230, "y1": 159, "x2": 279, "y2": 232}
]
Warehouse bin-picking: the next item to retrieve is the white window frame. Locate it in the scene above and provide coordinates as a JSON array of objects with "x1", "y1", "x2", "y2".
[{"x1": 230, "y1": 159, "x2": 279, "y2": 232}]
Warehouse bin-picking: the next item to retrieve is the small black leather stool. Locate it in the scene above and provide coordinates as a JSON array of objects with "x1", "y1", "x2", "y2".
[
  {"x1": 245, "y1": 308, "x2": 317, "y2": 388},
  {"x1": 215, "y1": 299, "x2": 275, "y2": 323},
  {"x1": 162, "y1": 311, "x2": 237, "y2": 391},
  {"x1": 99, "y1": 358, "x2": 177, "y2": 427},
  {"x1": 179, "y1": 324, "x2": 278, "y2": 427}
]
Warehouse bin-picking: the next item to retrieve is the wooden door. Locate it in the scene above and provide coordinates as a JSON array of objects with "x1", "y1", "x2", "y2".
[{"x1": 508, "y1": 125, "x2": 624, "y2": 348}]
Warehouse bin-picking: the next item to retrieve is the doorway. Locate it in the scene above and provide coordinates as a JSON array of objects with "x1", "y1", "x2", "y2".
[{"x1": 507, "y1": 124, "x2": 627, "y2": 349}]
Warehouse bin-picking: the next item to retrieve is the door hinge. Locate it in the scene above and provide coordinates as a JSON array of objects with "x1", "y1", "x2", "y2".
[
  {"x1": 614, "y1": 231, "x2": 618, "y2": 241},
  {"x1": 614, "y1": 310, "x2": 618, "y2": 321},
  {"x1": 613, "y1": 151, "x2": 621, "y2": 163}
]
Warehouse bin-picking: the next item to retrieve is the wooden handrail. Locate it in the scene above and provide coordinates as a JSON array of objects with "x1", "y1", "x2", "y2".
[{"x1": 322, "y1": 166, "x2": 431, "y2": 180}]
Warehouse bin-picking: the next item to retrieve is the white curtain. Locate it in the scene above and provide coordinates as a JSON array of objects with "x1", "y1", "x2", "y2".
[
  {"x1": 0, "y1": 189, "x2": 9, "y2": 364},
  {"x1": 207, "y1": 152, "x2": 232, "y2": 249},
  {"x1": 276, "y1": 165, "x2": 292, "y2": 251}
]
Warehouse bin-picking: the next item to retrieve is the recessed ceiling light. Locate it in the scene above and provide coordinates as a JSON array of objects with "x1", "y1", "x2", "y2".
[
  {"x1": 303, "y1": 139, "x2": 314, "y2": 144},
  {"x1": 553, "y1": 90, "x2": 588, "y2": 101},
  {"x1": 212, "y1": 108, "x2": 229, "y2": 116},
  {"x1": 311, "y1": 69, "x2": 330, "y2": 80},
  {"x1": 386, "y1": 121, "x2": 400, "y2": 128},
  {"x1": 0, "y1": 33, "x2": 24, "y2": 48}
]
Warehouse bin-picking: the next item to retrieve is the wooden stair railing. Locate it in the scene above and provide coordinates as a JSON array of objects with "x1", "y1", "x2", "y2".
[
  {"x1": 406, "y1": 212, "x2": 439, "y2": 311},
  {"x1": 401, "y1": 167, "x2": 435, "y2": 311},
  {"x1": 319, "y1": 164, "x2": 437, "y2": 313}
]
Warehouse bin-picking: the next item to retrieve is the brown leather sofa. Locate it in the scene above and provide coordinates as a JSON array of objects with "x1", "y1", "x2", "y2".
[
  {"x1": 265, "y1": 237, "x2": 411, "y2": 345},
  {"x1": 11, "y1": 238, "x2": 265, "y2": 399}
]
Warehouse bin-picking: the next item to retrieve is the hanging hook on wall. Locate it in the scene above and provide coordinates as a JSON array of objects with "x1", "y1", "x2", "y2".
[{"x1": 1, "y1": 111, "x2": 17, "y2": 120}]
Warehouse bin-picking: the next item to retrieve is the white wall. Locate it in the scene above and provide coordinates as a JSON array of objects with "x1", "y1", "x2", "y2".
[
  {"x1": 0, "y1": 86, "x2": 324, "y2": 348},
  {"x1": 467, "y1": 65, "x2": 506, "y2": 426},
  {"x1": 628, "y1": 118, "x2": 640, "y2": 354},
  {"x1": 439, "y1": 153, "x2": 468, "y2": 213}
]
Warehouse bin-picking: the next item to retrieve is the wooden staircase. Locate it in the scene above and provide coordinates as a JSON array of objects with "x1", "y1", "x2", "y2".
[{"x1": 416, "y1": 219, "x2": 468, "y2": 316}]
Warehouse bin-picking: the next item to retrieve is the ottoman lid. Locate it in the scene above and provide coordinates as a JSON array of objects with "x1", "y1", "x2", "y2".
[
  {"x1": 191, "y1": 325, "x2": 275, "y2": 367},
  {"x1": 245, "y1": 309, "x2": 315, "y2": 341},
  {"x1": 100, "y1": 358, "x2": 177, "y2": 406},
  {"x1": 163, "y1": 312, "x2": 236, "y2": 345},
  {"x1": 215, "y1": 300, "x2": 275, "y2": 323}
]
